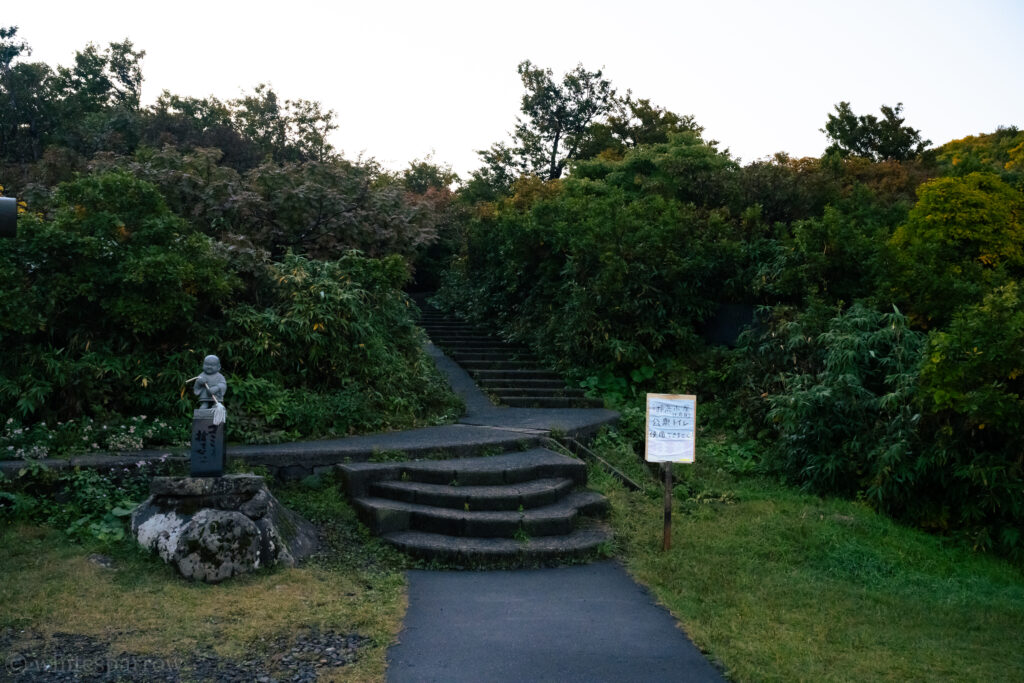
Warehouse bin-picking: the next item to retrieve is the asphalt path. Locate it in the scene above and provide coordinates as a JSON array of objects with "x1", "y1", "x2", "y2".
[{"x1": 387, "y1": 561, "x2": 725, "y2": 682}]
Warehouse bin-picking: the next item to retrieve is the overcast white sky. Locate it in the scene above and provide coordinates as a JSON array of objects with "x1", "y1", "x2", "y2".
[{"x1": 8, "y1": 1, "x2": 1024, "y2": 177}]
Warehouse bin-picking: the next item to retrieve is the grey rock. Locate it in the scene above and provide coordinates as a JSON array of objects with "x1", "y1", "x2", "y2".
[
  {"x1": 150, "y1": 473, "x2": 264, "y2": 497},
  {"x1": 176, "y1": 510, "x2": 260, "y2": 582},
  {"x1": 132, "y1": 475, "x2": 317, "y2": 584},
  {"x1": 239, "y1": 486, "x2": 272, "y2": 519},
  {"x1": 87, "y1": 553, "x2": 116, "y2": 570}
]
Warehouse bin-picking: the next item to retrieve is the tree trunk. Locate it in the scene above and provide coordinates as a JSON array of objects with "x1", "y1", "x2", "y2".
[{"x1": 548, "y1": 129, "x2": 561, "y2": 180}]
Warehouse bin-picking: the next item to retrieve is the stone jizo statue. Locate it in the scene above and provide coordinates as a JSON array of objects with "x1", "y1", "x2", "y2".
[{"x1": 193, "y1": 355, "x2": 227, "y2": 424}]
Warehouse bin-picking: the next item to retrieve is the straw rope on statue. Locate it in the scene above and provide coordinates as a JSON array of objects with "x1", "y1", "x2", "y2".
[{"x1": 186, "y1": 354, "x2": 228, "y2": 425}]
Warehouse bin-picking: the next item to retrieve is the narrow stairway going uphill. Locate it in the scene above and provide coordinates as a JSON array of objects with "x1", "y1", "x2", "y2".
[
  {"x1": 337, "y1": 295, "x2": 617, "y2": 565},
  {"x1": 417, "y1": 302, "x2": 602, "y2": 409}
]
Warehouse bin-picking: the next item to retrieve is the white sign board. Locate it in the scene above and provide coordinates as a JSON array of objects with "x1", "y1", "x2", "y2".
[{"x1": 645, "y1": 393, "x2": 696, "y2": 463}]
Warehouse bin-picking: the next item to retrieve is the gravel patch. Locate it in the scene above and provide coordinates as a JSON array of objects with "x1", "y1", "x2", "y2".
[{"x1": 1, "y1": 627, "x2": 369, "y2": 682}]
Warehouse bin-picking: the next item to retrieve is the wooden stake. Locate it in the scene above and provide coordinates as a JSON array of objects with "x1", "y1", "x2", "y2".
[{"x1": 662, "y1": 462, "x2": 672, "y2": 551}]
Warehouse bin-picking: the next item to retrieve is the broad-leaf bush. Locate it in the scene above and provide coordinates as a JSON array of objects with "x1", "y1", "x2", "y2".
[
  {"x1": 917, "y1": 283, "x2": 1024, "y2": 557},
  {"x1": 0, "y1": 171, "x2": 235, "y2": 420},
  {"x1": 765, "y1": 304, "x2": 925, "y2": 497},
  {"x1": 889, "y1": 172, "x2": 1024, "y2": 326},
  {"x1": 0, "y1": 171, "x2": 460, "y2": 445},
  {"x1": 88, "y1": 147, "x2": 443, "y2": 264},
  {"x1": 225, "y1": 252, "x2": 462, "y2": 440},
  {"x1": 756, "y1": 294, "x2": 1024, "y2": 560},
  {"x1": 438, "y1": 134, "x2": 757, "y2": 377}
]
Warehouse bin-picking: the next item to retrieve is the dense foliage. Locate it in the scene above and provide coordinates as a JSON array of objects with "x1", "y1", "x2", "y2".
[
  {"x1": 0, "y1": 171, "x2": 460, "y2": 449},
  {"x1": 3, "y1": 28, "x2": 1022, "y2": 562},
  {"x1": 438, "y1": 133, "x2": 743, "y2": 375},
  {"x1": 822, "y1": 102, "x2": 930, "y2": 162},
  {"x1": 441, "y1": 67, "x2": 1024, "y2": 560},
  {"x1": 0, "y1": 28, "x2": 462, "y2": 459}
]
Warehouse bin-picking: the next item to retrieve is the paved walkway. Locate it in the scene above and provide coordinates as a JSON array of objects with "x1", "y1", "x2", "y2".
[
  {"x1": 388, "y1": 561, "x2": 725, "y2": 682},
  {"x1": 384, "y1": 340, "x2": 724, "y2": 681},
  {"x1": 1, "y1": 313, "x2": 727, "y2": 680}
]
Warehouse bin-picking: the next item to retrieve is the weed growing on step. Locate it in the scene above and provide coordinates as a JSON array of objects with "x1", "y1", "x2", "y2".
[
  {"x1": 369, "y1": 449, "x2": 408, "y2": 463},
  {"x1": 226, "y1": 461, "x2": 271, "y2": 478}
]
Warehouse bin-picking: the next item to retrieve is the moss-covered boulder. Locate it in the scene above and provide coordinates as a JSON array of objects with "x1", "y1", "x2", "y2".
[{"x1": 131, "y1": 474, "x2": 317, "y2": 583}]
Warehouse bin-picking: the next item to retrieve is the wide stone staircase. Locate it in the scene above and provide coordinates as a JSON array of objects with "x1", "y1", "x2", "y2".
[
  {"x1": 330, "y1": 297, "x2": 617, "y2": 565},
  {"x1": 339, "y1": 449, "x2": 611, "y2": 564},
  {"x1": 417, "y1": 303, "x2": 602, "y2": 409}
]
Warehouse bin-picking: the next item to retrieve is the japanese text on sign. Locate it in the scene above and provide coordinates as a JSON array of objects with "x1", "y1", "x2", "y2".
[{"x1": 645, "y1": 394, "x2": 696, "y2": 463}]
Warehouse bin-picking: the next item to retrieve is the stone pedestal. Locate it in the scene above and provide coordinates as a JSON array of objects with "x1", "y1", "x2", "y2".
[
  {"x1": 131, "y1": 474, "x2": 318, "y2": 583},
  {"x1": 190, "y1": 408, "x2": 225, "y2": 477}
]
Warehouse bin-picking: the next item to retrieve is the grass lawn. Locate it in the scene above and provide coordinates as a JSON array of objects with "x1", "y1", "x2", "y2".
[
  {"x1": 3, "y1": 436, "x2": 1023, "y2": 681},
  {"x1": 587, "y1": 431, "x2": 1024, "y2": 682},
  {"x1": 0, "y1": 476, "x2": 408, "y2": 682}
]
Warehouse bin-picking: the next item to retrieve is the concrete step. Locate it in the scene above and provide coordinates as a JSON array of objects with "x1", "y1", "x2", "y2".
[
  {"x1": 421, "y1": 325, "x2": 479, "y2": 333},
  {"x1": 425, "y1": 334, "x2": 498, "y2": 342},
  {"x1": 382, "y1": 526, "x2": 613, "y2": 564},
  {"x1": 340, "y1": 448, "x2": 588, "y2": 497},
  {"x1": 435, "y1": 342, "x2": 522, "y2": 353},
  {"x1": 475, "y1": 377, "x2": 569, "y2": 390},
  {"x1": 459, "y1": 360, "x2": 551, "y2": 371},
  {"x1": 471, "y1": 369, "x2": 565, "y2": 382},
  {"x1": 352, "y1": 490, "x2": 609, "y2": 537},
  {"x1": 487, "y1": 387, "x2": 588, "y2": 398},
  {"x1": 371, "y1": 477, "x2": 574, "y2": 511},
  {"x1": 445, "y1": 345, "x2": 533, "y2": 355},
  {"x1": 451, "y1": 351, "x2": 539, "y2": 362},
  {"x1": 498, "y1": 396, "x2": 605, "y2": 409}
]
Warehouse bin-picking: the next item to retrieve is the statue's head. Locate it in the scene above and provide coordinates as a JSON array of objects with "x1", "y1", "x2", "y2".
[{"x1": 203, "y1": 355, "x2": 221, "y2": 374}]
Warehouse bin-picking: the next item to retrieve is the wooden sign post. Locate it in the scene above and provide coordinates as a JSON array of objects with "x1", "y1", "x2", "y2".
[{"x1": 645, "y1": 394, "x2": 697, "y2": 551}]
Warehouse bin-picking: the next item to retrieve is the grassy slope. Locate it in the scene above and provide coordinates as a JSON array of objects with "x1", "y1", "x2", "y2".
[{"x1": 588, "y1": 432, "x2": 1024, "y2": 682}]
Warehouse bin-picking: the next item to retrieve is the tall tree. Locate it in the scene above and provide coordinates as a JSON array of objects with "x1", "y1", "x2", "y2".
[
  {"x1": 0, "y1": 26, "x2": 54, "y2": 162},
  {"x1": 512, "y1": 60, "x2": 616, "y2": 180},
  {"x1": 463, "y1": 142, "x2": 518, "y2": 202},
  {"x1": 822, "y1": 101, "x2": 930, "y2": 162},
  {"x1": 0, "y1": 25, "x2": 29, "y2": 73},
  {"x1": 579, "y1": 94, "x2": 702, "y2": 159},
  {"x1": 51, "y1": 40, "x2": 146, "y2": 113},
  {"x1": 231, "y1": 84, "x2": 337, "y2": 163}
]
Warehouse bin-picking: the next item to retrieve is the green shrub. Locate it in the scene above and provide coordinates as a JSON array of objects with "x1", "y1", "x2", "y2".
[
  {"x1": 438, "y1": 158, "x2": 762, "y2": 377},
  {"x1": 0, "y1": 171, "x2": 460, "y2": 443},
  {"x1": 916, "y1": 283, "x2": 1024, "y2": 557},
  {"x1": 759, "y1": 295, "x2": 1024, "y2": 561},
  {"x1": 0, "y1": 458, "x2": 183, "y2": 544},
  {"x1": 765, "y1": 303, "x2": 925, "y2": 497},
  {"x1": 0, "y1": 171, "x2": 236, "y2": 420},
  {"x1": 889, "y1": 172, "x2": 1024, "y2": 326},
  {"x1": 224, "y1": 252, "x2": 462, "y2": 438}
]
